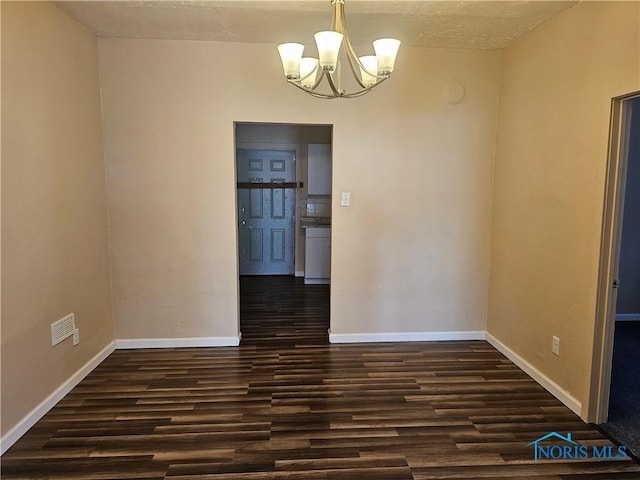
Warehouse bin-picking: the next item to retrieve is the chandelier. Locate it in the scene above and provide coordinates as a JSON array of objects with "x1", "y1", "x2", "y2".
[{"x1": 276, "y1": 0, "x2": 401, "y2": 99}]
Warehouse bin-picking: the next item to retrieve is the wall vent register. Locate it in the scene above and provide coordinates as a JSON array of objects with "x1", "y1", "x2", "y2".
[{"x1": 51, "y1": 313, "x2": 76, "y2": 346}]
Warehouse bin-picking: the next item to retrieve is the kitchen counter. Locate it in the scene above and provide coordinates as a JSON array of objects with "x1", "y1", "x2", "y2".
[
  {"x1": 300, "y1": 217, "x2": 331, "y2": 228},
  {"x1": 302, "y1": 224, "x2": 331, "y2": 229}
]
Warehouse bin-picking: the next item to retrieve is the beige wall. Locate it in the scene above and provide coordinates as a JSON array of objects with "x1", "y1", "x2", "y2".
[
  {"x1": 487, "y1": 1, "x2": 640, "y2": 417},
  {"x1": 1, "y1": 2, "x2": 113, "y2": 436},
  {"x1": 98, "y1": 39, "x2": 500, "y2": 340}
]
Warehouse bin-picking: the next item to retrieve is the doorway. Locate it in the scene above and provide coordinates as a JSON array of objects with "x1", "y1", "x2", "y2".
[
  {"x1": 590, "y1": 93, "x2": 640, "y2": 456},
  {"x1": 234, "y1": 122, "x2": 333, "y2": 344},
  {"x1": 600, "y1": 96, "x2": 640, "y2": 456}
]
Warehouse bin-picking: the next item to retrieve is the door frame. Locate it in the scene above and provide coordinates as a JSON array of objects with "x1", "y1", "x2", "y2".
[{"x1": 588, "y1": 91, "x2": 640, "y2": 423}]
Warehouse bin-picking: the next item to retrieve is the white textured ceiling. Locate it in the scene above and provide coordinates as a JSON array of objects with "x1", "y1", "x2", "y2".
[{"x1": 55, "y1": 0, "x2": 579, "y2": 50}]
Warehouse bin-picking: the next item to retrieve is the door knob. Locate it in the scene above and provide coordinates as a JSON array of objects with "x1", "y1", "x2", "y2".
[{"x1": 240, "y1": 220, "x2": 246, "y2": 226}]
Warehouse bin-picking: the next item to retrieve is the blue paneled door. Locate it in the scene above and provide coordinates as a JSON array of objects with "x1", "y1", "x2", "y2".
[{"x1": 237, "y1": 149, "x2": 295, "y2": 275}]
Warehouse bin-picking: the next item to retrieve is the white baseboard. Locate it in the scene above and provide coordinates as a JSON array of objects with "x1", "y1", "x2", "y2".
[
  {"x1": 295, "y1": 270, "x2": 304, "y2": 278},
  {"x1": 115, "y1": 336, "x2": 240, "y2": 349},
  {"x1": 1, "y1": 336, "x2": 241, "y2": 453},
  {"x1": 329, "y1": 331, "x2": 486, "y2": 344},
  {"x1": 0, "y1": 341, "x2": 116, "y2": 455},
  {"x1": 616, "y1": 313, "x2": 640, "y2": 321},
  {"x1": 304, "y1": 278, "x2": 330, "y2": 285},
  {"x1": 0, "y1": 329, "x2": 585, "y2": 455},
  {"x1": 485, "y1": 332, "x2": 582, "y2": 417}
]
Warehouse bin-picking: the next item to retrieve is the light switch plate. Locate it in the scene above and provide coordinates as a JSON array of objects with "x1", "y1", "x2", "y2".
[{"x1": 341, "y1": 192, "x2": 351, "y2": 207}]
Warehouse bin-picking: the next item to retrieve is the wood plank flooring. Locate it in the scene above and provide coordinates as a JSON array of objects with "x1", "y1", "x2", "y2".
[
  {"x1": 2, "y1": 276, "x2": 639, "y2": 479},
  {"x1": 240, "y1": 276, "x2": 330, "y2": 348}
]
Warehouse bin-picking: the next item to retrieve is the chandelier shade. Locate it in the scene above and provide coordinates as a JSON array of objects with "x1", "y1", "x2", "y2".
[
  {"x1": 358, "y1": 55, "x2": 378, "y2": 87},
  {"x1": 300, "y1": 57, "x2": 320, "y2": 88},
  {"x1": 372, "y1": 38, "x2": 401, "y2": 75},
  {"x1": 277, "y1": 43, "x2": 305, "y2": 79},
  {"x1": 277, "y1": 0, "x2": 401, "y2": 99},
  {"x1": 314, "y1": 31, "x2": 344, "y2": 71}
]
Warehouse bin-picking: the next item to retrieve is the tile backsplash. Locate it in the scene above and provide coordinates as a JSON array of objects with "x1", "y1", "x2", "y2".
[{"x1": 304, "y1": 197, "x2": 331, "y2": 217}]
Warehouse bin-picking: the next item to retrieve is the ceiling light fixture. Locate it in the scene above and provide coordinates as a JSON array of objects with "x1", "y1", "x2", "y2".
[{"x1": 277, "y1": 0, "x2": 401, "y2": 99}]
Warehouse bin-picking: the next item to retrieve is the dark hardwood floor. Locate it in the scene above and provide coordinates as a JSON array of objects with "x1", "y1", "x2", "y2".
[
  {"x1": 240, "y1": 276, "x2": 330, "y2": 348},
  {"x1": 2, "y1": 276, "x2": 639, "y2": 479}
]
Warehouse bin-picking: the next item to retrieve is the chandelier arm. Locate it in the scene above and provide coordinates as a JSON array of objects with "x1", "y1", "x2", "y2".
[
  {"x1": 339, "y1": 77, "x2": 388, "y2": 98},
  {"x1": 325, "y1": 70, "x2": 343, "y2": 97},
  {"x1": 287, "y1": 79, "x2": 339, "y2": 99},
  {"x1": 289, "y1": 65, "x2": 324, "y2": 92},
  {"x1": 342, "y1": 36, "x2": 369, "y2": 89},
  {"x1": 340, "y1": 90, "x2": 372, "y2": 99},
  {"x1": 310, "y1": 68, "x2": 325, "y2": 90},
  {"x1": 344, "y1": 35, "x2": 392, "y2": 80},
  {"x1": 295, "y1": 66, "x2": 324, "y2": 91},
  {"x1": 336, "y1": 1, "x2": 390, "y2": 83},
  {"x1": 298, "y1": 67, "x2": 318, "y2": 85}
]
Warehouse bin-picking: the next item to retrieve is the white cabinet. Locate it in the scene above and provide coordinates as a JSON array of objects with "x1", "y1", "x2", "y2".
[
  {"x1": 307, "y1": 144, "x2": 332, "y2": 195},
  {"x1": 304, "y1": 227, "x2": 331, "y2": 284}
]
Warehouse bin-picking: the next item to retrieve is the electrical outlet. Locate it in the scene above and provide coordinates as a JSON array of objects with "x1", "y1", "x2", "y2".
[
  {"x1": 552, "y1": 336, "x2": 560, "y2": 356},
  {"x1": 341, "y1": 192, "x2": 351, "y2": 207},
  {"x1": 73, "y1": 329, "x2": 80, "y2": 346}
]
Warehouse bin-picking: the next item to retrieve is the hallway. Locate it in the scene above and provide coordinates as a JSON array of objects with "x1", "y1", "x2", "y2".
[{"x1": 240, "y1": 276, "x2": 330, "y2": 348}]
